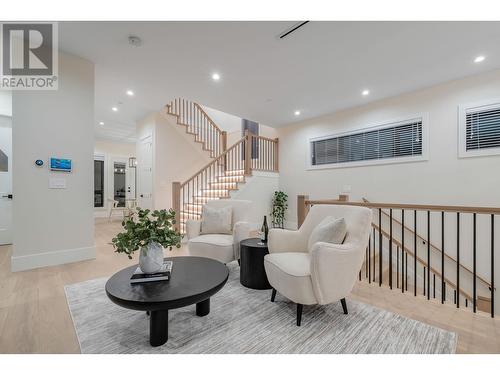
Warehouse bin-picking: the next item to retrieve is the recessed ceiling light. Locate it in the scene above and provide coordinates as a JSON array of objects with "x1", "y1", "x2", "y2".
[
  {"x1": 99, "y1": 121, "x2": 104, "y2": 126},
  {"x1": 126, "y1": 90, "x2": 134, "y2": 96},
  {"x1": 362, "y1": 89, "x2": 370, "y2": 96},
  {"x1": 474, "y1": 55, "x2": 485, "y2": 63},
  {"x1": 294, "y1": 110, "x2": 301, "y2": 116},
  {"x1": 212, "y1": 73, "x2": 221, "y2": 81},
  {"x1": 112, "y1": 107, "x2": 118, "y2": 112}
]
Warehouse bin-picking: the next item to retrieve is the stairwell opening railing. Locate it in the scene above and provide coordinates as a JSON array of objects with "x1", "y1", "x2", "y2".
[{"x1": 297, "y1": 195, "x2": 499, "y2": 318}]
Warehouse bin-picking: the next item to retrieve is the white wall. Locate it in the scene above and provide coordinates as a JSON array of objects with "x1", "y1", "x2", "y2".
[
  {"x1": 95, "y1": 139, "x2": 136, "y2": 157},
  {"x1": 279, "y1": 68, "x2": 500, "y2": 227},
  {"x1": 136, "y1": 111, "x2": 212, "y2": 211},
  {"x1": 0, "y1": 91, "x2": 12, "y2": 117},
  {"x1": 202, "y1": 105, "x2": 279, "y2": 146},
  {"x1": 11, "y1": 52, "x2": 95, "y2": 271},
  {"x1": 230, "y1": 171, "x2": 280, "y2": 229},
  {"x1": 278, "y1": 68, "x2": 500, "y2": 312}
]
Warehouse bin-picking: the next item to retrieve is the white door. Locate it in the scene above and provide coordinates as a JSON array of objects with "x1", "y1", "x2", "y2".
[
  {"x1": 0, "y1": 122, "x2": 12, "y2": 245},
  {"x1": 137, "y1": 135, "x2": 153, "y2": 210}
]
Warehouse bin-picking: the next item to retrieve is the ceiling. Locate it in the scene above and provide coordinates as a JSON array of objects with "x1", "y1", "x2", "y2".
[{"x1": 58, "y1": 21, "x2": 500, "y2": 142}]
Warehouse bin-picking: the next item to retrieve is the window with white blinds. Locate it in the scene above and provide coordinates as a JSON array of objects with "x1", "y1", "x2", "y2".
[
  {"x1": 465, "y1": 106, "x2": 500, "y2": 151},
  {"x1": 310, "y1": 118, "x2": 424, "y2": 167},
  {"x1": 459, "y1": 100, "x2": 500, "y2": 158}
]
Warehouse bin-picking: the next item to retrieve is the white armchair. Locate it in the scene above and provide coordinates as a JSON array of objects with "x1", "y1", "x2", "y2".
[
  {"x1": 264, "y1": 204, "x2": 372, "y2": 326},
  {"x1": 186, "y1": 199, "x2": 253, "y2": 264}
]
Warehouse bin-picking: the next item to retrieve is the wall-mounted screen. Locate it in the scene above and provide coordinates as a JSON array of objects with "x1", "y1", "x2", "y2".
[{"x1": 50, "y1": 158, "x2": 72, "y2": 172}]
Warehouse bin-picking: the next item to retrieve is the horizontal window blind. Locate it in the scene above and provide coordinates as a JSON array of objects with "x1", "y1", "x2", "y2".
[
  {"x1": 466, "y1": 106, "x2": 500, "y2": 151},
  {"x1": 311, "y1": 119, "x2": 423, "y2": 166}
]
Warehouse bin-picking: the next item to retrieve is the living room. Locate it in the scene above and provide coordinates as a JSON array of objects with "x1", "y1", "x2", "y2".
[{"x1": 2, "y1": 1, "x2": 500, "y2": 373}]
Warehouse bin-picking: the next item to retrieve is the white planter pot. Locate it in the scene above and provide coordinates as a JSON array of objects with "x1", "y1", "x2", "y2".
[{"x1": 139, "y1": 242, "x2": 164, "y2": 274}]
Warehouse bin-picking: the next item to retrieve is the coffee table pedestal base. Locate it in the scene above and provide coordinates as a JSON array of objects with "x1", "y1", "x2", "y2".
[
  {"x1": 196, "y1": 298, "x2": 210, "y2": 316},
  {"x1": 150, "y1": 310, "x2": 169, "y2": 347}
]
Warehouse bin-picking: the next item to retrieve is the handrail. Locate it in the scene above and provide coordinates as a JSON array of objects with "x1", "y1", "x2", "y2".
[
  {"x1": 165, "y1": 98, "x2": 226, "y2": 157},
  {"x1": 180, "y1": 137, "x2": 245, "y2": 189},
  {"x1": 364, "y1": 198, "x2": 493, "y2": 289},
  {"x1": 304, "y1": 200, "x2": 500, "y2": 215},
  {"x1": 192, "y1": 102, "x2": 224, "y2": 134}
]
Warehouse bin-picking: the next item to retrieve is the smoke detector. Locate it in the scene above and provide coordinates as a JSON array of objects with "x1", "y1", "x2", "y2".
[{"x1": 128, "y1": 35, "x2": 142, "y2": 47}]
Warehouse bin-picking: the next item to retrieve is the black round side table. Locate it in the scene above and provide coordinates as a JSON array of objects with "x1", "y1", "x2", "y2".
[{"x1": 240, "y1": 238, "x2": 272, "y2": 290}]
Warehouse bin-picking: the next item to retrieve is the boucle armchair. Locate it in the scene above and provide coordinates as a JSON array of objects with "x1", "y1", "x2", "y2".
[
  {"x1": 264, "y1": 204, "x2": 372, "y2": 326},
  {"x1": 186, "y1": 199, "x2": 252, "y2": 264}
]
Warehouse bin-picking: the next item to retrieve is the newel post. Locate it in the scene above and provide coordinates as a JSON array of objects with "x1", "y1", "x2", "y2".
[
  {"x1": 297, "y1": 195, "x2": 310, "y2": 229},
  {"x1": 274, "y1": 137, "x2": 279, "y2": 172},
  {"x1": 222, "y1": 131, "x2": 228, "y2": 169},
  {"x1": 244, "y1": 130, "x2": 252, "y2": 176},
  {"x1": 172, "y1": 182, "x2": 181, "y2": 232}
]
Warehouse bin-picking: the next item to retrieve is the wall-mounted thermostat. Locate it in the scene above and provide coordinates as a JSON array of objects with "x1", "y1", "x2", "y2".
[{"x1": 50, "y1": 157, "x2": 72, "y2": 172}]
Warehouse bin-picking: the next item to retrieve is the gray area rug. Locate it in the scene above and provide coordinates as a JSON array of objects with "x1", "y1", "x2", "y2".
[{"x1": 64, "y1": 263, "x2": 457, "y2": 354}]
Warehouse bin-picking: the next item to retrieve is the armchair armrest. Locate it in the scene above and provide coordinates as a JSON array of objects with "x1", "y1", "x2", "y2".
[
  {"x1": 310, "y1": 241, "x2": 365, "y2": 305},
  {"x1": 233, "y1": 221, "x2": 252, "y2": 260},
  {"x1": 185, "y1": 219, "x2": 201, "y2": 240},
  {"x1": 268, "y1": 228, "x2": 308, "y2": 254}
]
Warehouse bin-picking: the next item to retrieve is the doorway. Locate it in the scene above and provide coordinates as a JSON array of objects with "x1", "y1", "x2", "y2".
[{"x1": 0, "y1": 115, "x2": 12, "y2": 245}]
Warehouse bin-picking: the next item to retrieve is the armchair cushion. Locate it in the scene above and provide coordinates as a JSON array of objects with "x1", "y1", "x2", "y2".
[
  {"x1": 200, "y1": 205, "x2": 232, "y2": 234},
  {"x1": 188, "y1": 234, "x2": 234, "y2": 264},
  {"x1": 307, "y1": 216, "x2": 347, "y2": 252},
  {"x1": 264, "y1": 253, "x2": 317, "y2": 305}
]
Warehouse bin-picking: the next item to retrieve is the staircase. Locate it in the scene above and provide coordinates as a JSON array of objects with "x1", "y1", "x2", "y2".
[
  {"x1": 165, "y1": 98, "x2": 227, "y2": 158},
  {"x1": 166, "y1": 99, "x2": 280, "y2": 233}
]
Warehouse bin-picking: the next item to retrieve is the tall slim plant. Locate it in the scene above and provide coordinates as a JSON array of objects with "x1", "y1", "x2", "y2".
[{"x1": 270, "y1": 190, "x2": 288, "y2": 229}]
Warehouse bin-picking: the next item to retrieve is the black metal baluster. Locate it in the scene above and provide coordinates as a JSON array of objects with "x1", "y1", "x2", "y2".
[
  {"x1": 402, "y1": 209, "x2": 405, "y2": 294},
  {"x1": 368, "y1": 235, "x2": 371, "y2": 284},
  {"x1": 423, "y1": 266, "x2": 426, "y2": 296},
  {"x1": 389, "y1": 209, "x2": 393, "y2": 289},
  {"x1": 427, "y1": 210, "x2": 430, "y2": 300},
  {"x1": 414, "y1": 210, "x2": 417, "y2": 297},
  {"x1": 433, "y1": 274, "x2": 436, "y2": 299},
  {"x1": 441, "y1": 211, "x2": 445, "y2": 304},
  {"x1": 457, "y1": 212, "x2": 460, "y2": 309},
  {"x1": 379, "y1": 208, "x2": 382, "y2": 287},
  {"x1": 405, "y1": 248, "x2": 408, "y2": 291},
  {"x1": 473, "y1": 213, "x2": 477, "y2": 313},
  {"x1": 491, "y1": 214, "x2": 495, "y2": 318},
  {"x1": 397, "y1": 245, "x2": 400, "y2": 289},
  {"x1": 365, "y1": 247, "x2": 368, "y2": 278},
  {"x1": 454, "y1": 290, "x2": 457, "y2": 305},
  {"x1": 373, "y1": 227, "x2": 376, "y2": 282}
]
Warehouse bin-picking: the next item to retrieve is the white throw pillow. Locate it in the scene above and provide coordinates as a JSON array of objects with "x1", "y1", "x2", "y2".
[
  {"x1": 307, "y1": 216, "x2": 347, "y2": 252},
  {"x1": 200, "y1": 205, "x2": 233, "y2": 234}
]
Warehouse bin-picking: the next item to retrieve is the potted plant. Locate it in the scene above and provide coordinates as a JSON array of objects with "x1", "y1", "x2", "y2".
[
  {"x1": 111, "y1": 208, "x2": 182, "y2": 273},
  {"x1": 270, "y1": 190, "x2": 288, "y2": 229}
]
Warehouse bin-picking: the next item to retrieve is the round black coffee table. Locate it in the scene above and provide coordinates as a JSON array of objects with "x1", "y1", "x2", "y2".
[
  {"x1": 240, "y1": 238, "x2": 272, "y2": 290},
  {"x1": 105, "y1": 256, "x2": 228, "y2": 347}
]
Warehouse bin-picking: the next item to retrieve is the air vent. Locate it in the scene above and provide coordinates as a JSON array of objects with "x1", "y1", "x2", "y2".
[{"x1": 278, "y1": 21, "x2": 309, "y2": 39}]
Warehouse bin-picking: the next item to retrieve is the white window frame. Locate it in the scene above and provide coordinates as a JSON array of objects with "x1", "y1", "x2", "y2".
[
  {"x1": 458, "y1": 99, "x2": 500, "y2": 158},
  {"x1": 307, "y1": 113, "x2": 429, "y2": 170}
]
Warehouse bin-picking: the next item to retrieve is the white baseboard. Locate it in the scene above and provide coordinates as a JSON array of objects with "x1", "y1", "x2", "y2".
[{"x1": 11, "y1": 245, "x2": 96, "y2": 272}]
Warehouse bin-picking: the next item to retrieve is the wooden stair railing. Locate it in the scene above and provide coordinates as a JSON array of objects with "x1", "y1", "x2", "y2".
[
  {"x1": 172, "y1": 132, "x2": 279, "y2": 233},
  {"x1": 165, "y1": 98, "x2": 227, "y2": 157},
  {"x1": 297, "y1": 194, "x2": 499, "y2": 318}
]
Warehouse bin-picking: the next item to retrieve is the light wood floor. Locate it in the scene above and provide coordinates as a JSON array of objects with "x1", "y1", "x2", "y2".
[{"x1": 0, "y1": 219, "x2": 499, "y2": 354}]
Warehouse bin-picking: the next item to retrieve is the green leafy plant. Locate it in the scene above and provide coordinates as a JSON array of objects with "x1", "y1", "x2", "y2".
[
  {"x1": 270, "y1": 191, "x2": 288, "y2": 229},
  {"x1": 111, "y1": 208, "x2": 182, "y2": 259}
]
